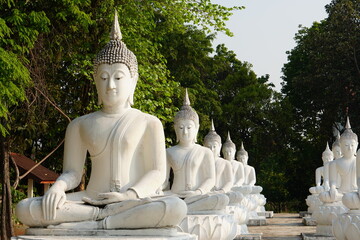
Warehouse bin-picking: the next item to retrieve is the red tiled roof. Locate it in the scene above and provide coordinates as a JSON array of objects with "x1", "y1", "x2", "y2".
[{"x1": 10, "y1": 152, "x2": 59, "y2": 183}]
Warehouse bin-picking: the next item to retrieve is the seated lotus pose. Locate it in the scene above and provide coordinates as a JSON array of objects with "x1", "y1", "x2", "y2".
[
  {"x1": 166, "y1": 91, "x2": 229, "y2": 213},
  {"x1": 222, "y1": 133, "x2": 245, "y2": 188},
  {"x1": 320, "y1": 118, "x2": 358, "y2": 203},
  {"x1": 309, "y1": 143, "x2": 334, "y2": 194},
  {"x1": 16, "y1": 12, "x2": 186, "y2": 229}
]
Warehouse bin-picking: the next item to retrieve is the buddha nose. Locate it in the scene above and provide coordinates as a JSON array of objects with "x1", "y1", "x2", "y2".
[
  {"x1": 107, "y1": 77, "x2": 116, "y2": 90},
  {"x1": 183, "y1": 127, "x2": 188, "y2": 135}
]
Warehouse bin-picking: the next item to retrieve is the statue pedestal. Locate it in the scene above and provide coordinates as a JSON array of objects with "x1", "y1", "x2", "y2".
[
  {"x1": 333, "y1": 210, "x2": 360, "y2": 240},
  {"x1": 226, "y1": 205, "x2": 248, "y2": 234},
  {"x1": 302, "y1": 194, "x2": 323, "y2": 226},
  {"x1": 313, "y1": 201, "x2": 348, "y2": 236},
  {"x1": 179, "y1": 213, "x2": 237, "y2": 240},
  {"x1": 257, "y1": 211, "x2": 274, "y2": 218},
  {"x1": 306, "y1": 194, "x2": 323, "y2": 214},
  {"x1": 303, "y1": 216, "x2": 317, "y2": 226},
  {"x1": 13, "y1": 227, "x2": 197, "y2": 240}
]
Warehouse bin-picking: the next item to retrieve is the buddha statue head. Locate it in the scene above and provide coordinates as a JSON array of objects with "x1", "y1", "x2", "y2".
[
  {"x1": 94, "y1": 11, "x2": 138, "y2": 108},
  {"x1": 322, "y1": 142, "x2": 334, "y2": 164},
  {"x1": 174, "y1": 89, "x2": 199, "y2": 145},
  {"x1": 339, "y1": 117, "x2": 358, "y2": 158},
  {"x1": 332, "y1": 130, "x2": 342, "y2": 159},
  {"x1": 237, "y1": 142, "x2": 249, "y2": 165},
  {"x1": 204, "y1": 120, "x2": 222, "y2": 157},
  {"x1": 222, "y1": 132, "x2": 236, "y2": 160}
]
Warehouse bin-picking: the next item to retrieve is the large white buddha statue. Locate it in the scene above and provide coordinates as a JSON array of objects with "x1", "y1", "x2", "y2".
[
  {"x1": 166, "y1": 90, "x2": 229, "y2": 213},
  {"x1": 309, "y1": 143, "x2": 334, "y2": 195},
  {"x1": 15, "y1": 12, "x2": 187, "y2": 231},
  {"x1": 222, "y1": 133, "x2": 245, "y2": 188}
]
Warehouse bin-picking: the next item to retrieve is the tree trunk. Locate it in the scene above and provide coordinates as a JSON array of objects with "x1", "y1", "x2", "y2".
[{"x1": 0, "y1": 131, "x2": 14, "y2": 239}]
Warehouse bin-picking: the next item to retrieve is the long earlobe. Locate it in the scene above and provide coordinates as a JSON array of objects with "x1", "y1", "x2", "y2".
[{"x1": 98, "y1": 95, "x2": 102, "y2": 105}]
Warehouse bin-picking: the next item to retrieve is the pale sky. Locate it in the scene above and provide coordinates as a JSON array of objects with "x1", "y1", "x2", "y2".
[{"x1": 212, "y1": 0, "x2": 331, "y2": 91}]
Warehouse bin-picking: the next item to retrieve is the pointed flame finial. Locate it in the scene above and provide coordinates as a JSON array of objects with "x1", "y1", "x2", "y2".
[
  {"x1": 227, "y1": 131, "x2": 231, "y2": 141},
  {"x1": 326, "y1": 142, "x2": 330, "y2": 151},
  {"x1": 110, "y1": 10, "x2": 122, "y2": 40},
  {"x1": 183, "y1": 88, "x2": 191, "y2": 106},
  {"x1": 211, "y1": 119, "x2": 215, "y2": 131},
  {"x1": 241, "y1": 141, "x2": 245, "y2": 150},
  {"x1": 345, "y1": 116, "x2": 351, "y2": 129}
]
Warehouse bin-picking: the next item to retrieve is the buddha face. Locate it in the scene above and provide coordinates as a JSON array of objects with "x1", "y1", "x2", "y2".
[
  {"x1": 204, "y1": 140, "x2": 221, "y2": 157},
  {"x1": 332, "y1": 146, "x2": 342, "y2": 159},
  {"x1": 222, "y1": 147, "x2": 235, "y2": 160},
  {"x1": 340, "y1": 139, "x2": 358, "y2": 158},
  {"x1": 322, "y1": 153, "x2": 333, "y2": 163},
  {"x1": 95, "y1": 63, "x2": 135, "y2": 108},
  {"x1": 237, "y1": 153, "x2": 248, "y2": 165},
  {"x1": 175, "y1": 119, "x2": 198, "y2": 145}
]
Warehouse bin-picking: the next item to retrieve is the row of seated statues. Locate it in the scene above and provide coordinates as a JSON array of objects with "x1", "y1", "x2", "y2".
[
  {"x1": 14, "y1": 12, "x2": 266, "y2": 240},
  {"x1": 305, "y1": 117, "x2": 360, "y2": 239}
]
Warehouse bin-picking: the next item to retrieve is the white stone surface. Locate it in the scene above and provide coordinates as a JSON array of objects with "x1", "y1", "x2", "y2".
[
  {"x1": 15, "y1": 11, "x2": 188, "y2": 237},
  {"x1": 313, "y1": 197, "x2": 348, "y2": 235},
  {"x1": 179, "y1": 214, "x2": 237, "y2": 240},
  {"x1": 333, "y1": 210, "x2": 360, "y2": 240}
]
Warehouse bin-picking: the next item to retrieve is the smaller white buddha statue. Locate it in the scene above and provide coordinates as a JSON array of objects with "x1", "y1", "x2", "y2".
[
  {"x1": 309, "y1": 143, "x2": 334, "y2": 194},
  {"x1": 166, "y1": 90, "x2": 229, "y2": 213},
  {"x1": 236, "y1": 143, "x2": 256, "y2": 187},
  {"x1": 203, "y1": 120, "x2": 234, "y2": 194},
  {"x1": 332, "y1": 130, "x2": 342, "y2": 160},
  {"x1": 222, "y1": 132, "x2": 245, "y2": 188}
]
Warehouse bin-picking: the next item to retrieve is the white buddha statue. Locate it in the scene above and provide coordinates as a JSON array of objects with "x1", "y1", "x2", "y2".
[
  {"x1": 332, "y1": 130, "x2": 342, "y2": 160},
  {"x1": 166, "y1": 90, "x2": 229, "y2": 213},
  {"x1": 320, "y1": 117, "x2": 358, "y2": 203},
  {"x1": 305, "y1": 143, "x2": 333, "y2": 217},
  {"x1": 309, "y1": 143, "x2": 334, "y2": 194},
  {"x1": 222, "y1": 132, "x2": 245, "y2": 188},
  {"x1": 15, "y1": 12, "x2": 187, "y2": 230},
  {"x1": 236, "y1": 143, "x2": 256, "y2": 187},
  {"x1": 314, "y1": 117, "x2": 358, "y2": 236},
  {"x1": 203, "y1": 120, "x2": 234, "y2": 194}
]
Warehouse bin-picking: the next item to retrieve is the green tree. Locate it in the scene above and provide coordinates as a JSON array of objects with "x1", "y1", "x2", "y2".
[
  {"x1": 281, "y1": 0, "x2": 360, "y2": 210},
  {"x1": 0, "y1": 1, "x2": 50, "y2": 238}
]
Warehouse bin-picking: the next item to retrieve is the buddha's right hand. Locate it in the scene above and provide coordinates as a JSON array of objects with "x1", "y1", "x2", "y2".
[{"x1": 42, "y1": 187, "x2": 66, "y2": 221}]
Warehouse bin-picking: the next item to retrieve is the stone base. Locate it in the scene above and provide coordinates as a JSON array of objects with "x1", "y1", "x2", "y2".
[
  {"x1": 315, "y1": 225, "x2": 333, "y2": 237},
  {"x1": 301, "y1": 233, "x2": 335, "y2": 240},
  {"x1": 303, "y1": 217, "x2": 317, "y2": 226},
  {"x1": 12, "y1": 228, "x2": 196, "y2": 240},
  {"x1": 333, "y1": 211, "x2": 360, "y2": 240},
  {"x1": 180, "y1": 213, "x2": 237, "y2": 240},
  {"x1": 299, "y1": 211, "x2": 311, "y2": 218},
  {"x1": 247, "y1": 217, "x2": 266, "y2": 226},
  {"x1": 235, "y1": 233, "x2": 262, "y2": 240},
  {"x1": 257, "y1": 211, "x2": 273, "y2": 218}
]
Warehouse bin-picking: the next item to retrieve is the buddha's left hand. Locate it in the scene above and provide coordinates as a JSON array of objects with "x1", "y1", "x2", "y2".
[{"x1": 82, "y1": 190, "x2": 137, "y2": 205}]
